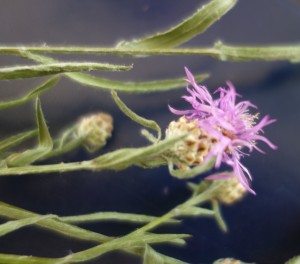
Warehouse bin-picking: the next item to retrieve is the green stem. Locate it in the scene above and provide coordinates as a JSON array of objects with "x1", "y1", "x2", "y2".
[
  {"x1": 0, "y1": 161, "x2": 89, "y2": 176},
  {"x1": 0, "y1": 46, "x2": 217, "y2": 56},
  {"x1": 0, "y1": 181, "x2": 222, "y2": 263},
  {"x1": 1, "y1": 42, "x2": 300, "y2": 62}
]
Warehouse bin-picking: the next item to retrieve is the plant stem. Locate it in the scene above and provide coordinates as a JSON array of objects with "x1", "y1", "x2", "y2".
[{"x1": 1, "y1": 42, "x2": 300, "y2": 62}]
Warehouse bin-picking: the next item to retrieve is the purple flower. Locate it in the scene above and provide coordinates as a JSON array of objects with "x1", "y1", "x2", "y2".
[{"x1": 169, "y1": 67, "x2": 277, "y2": 194}]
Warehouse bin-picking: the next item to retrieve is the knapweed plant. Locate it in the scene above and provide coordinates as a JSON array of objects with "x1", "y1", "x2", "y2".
[{"x1": 0, "y1": 0, "x2": 299, "y2": 263}]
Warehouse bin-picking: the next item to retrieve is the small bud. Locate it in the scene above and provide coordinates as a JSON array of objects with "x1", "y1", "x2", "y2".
[
  {"x1": 76, "y1": 112, "x2": 113, "y2": 152},
  {"x1": 213, "y1": 258, "x2": 253, "y2": 264},
  {"x1": 165, "y1": 116, "x2": 216, "y2": 170},
  {"x1": 214, "y1": 177, "x2": 247, "y2": 205}
]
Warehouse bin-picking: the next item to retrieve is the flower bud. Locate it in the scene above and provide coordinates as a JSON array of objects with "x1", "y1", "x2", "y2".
[
  {"x1": 214, "y1": 177, "x2": 247, "y2": 205},
  {"x1": 165, "y1": 116, "x2": 216, "y2": 170},
  {"x1": 213, "y1": 258, "x2": 244, "y2": 264},
  {"x1": 76, "y1": 112, "x2": 113, "y2": 152}
]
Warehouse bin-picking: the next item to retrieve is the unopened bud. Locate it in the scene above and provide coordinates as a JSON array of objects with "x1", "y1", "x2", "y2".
[
  {"x1": 165, "y1": 116, "x2": 216, "y2": 170},
  {"x1": 214, "y1": 177, "x2": 247, "y2": 205},
  {"x1": 76, "y1": 112, "x2": 113, "y2": 152},
  {"x1": 213, "y1": 258, "x2": 253, "y2": 264}
]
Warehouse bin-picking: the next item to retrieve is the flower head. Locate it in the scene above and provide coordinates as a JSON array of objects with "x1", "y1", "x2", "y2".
[
  {"x1": 76, "y1": 112, "x2": 113, "y2": 152},
  {"x1": 169, "y1": 67, "x2": 277, "y2": 194}
]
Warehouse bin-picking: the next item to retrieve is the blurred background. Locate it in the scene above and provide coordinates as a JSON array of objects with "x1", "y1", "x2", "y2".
[{"x1": 0, "y1": 0, "x2": 300, "y2": 263}]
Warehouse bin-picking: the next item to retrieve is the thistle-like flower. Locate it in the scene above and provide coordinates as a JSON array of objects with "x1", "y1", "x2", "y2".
[{"x1": 168, "y1": 67, "x2": 277, "y2": 194}]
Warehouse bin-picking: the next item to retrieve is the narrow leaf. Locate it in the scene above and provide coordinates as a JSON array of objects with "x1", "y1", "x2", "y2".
[
  {"x1": 38, "y1": 137, "x2": 85, "y2": 161},
  {"x1": 139, "y1": 232, "x2": 188, "y2": 246},
  {"x1": 21, "y1": 51, "x2": 209, "y2": 92},
  {"x1": 143, "y1": 244, "x2": 165, "y2": 264},
  {"x1": 179, "y1": 206, "x2": 214, "y2": 217},
  {"x1": 0, "y1": 215, "x2": 56, "y2": 237},
  {"x1": 0, "y1": 62, "x2": 131, "y2": 80},
  {"x1": 143, "y1": 244, "x2": 188, "y2": 264},
  {"x1": 6, "y1": 98, "x2": 53, "y2": 166},
  {"x1": 92, "y1": 134, "x2": 186, "y2": 170},
  {"x1": 67, "y1": 233, "x2": 190, "y2": 263},
  {"x1": 0, "y1": 76, "x2": 60, "y2": 109},
  {"x1": 117, "y1": 0, "x2": 237, "y2": 49},
  {"x1": 67, "y1": 72, "x2": 209, "y2": 93},
  {"x1": 36, "y1": 98, "x2": 52, "y2": 147},
  {"x1": 0, "y1": 202, "x2": 111, "y2": 243},
  {"x1": 0, "y1": 130, "x2": 37, "y2": 153},
  {"x1": 168, "y1": 158, "x2": 215, "y2": 179},
  {"x1": 111, "y1": 91, "x2": 161, "y2": 140},
  {"x1": 60, "y1": 212, "x2": 179, "y2": 225},
  {"x1": 212, "y1": 199, "x2": 228, "y2": 232}
]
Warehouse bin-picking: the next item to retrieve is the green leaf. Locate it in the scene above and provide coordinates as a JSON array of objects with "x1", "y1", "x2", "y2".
[
  {"x1": 168, "y1": 158, "x2": 215, "y2": 179},
  {"x1": 212, "y1": 199, "x2": 228, "y2": 232},
  {"x1": 0, "y1": 76, "x2": 60, "y2": 109},
  {"x1": 6, "y1": 98, "x2": 53, "y2": 166},
  {"x1": 67, "y1": 72, "x2": 209, "y2": 93},
  {"x1": 143, "y1": 244, "x2": 165, "y2": 264},
  {"x1": 0, "y1": 130, "x2": 37, "y2": 153},
  {"x1": 0, "y1": 215, "x2": 56, "y2": 237},
  {"x1": 66, "y1": 233, "x2": 190, "y2": 263},
  {"x1": 0, "y1": 202, "x2": 111, "y2": 243},
  {"x1": 0, "y1": 62, "x2": 131, "y2": 80},
  {"x1": 60, "y1": 212, "x2": 180, "y2": 225},
  {"x1": 117, "y1": 0, "x2": 237, "y2": 49},
  {"x1": 179, "y1": 206, "x2": 214, "y2": 217},
  {"x1": 20, "y1": 51, "x2": 209, "y2": 93},
  {"x1": 143, "y1": 244, "x2": 188, "y2": 264},
  {"x1": 111, "y1": 91, "x2": 161, "y2": 140},
  {"x1": 35, "y1": 98, "x2": 52, "y2": 147},
  {"x1": 92, "y1": 134, "x2": 186, "y2": 171},
  {"x1": 38, "y1": 137, "x2": 85, "y2": 161},
  {"x1": 0, "y1": 135, "x2": 186, "y2": 175}
]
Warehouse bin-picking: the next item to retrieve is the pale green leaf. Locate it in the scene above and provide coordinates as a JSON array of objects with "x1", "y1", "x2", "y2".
[
  {"x1": 0, "y1": 62, "x2": 131, "y2": 80},
  {"x1": 0, "y1": 135, "x2": 185, "y2": 175},
  {"x1": 0, "y1": 130, "x2": 37, "y2": 153},
  {"x1": 168, "y1": 158, "x2": 215, "y2": 179},
  {"x1": 38, "y1": 137, "x2": 85, "y2": 161},
  {"x1": 117, "y1": 0, "x2": 237, "y2": 49},
  {"x1": 179, "y1": 206, "x2": 214, "y2": 217},
  {"x1": 141, "y1": 232, "x2": 188, "y2": 246},
  {"x1": 92, "y1": 134, "x2": 186, "y2": 170},
  {"x1": 66, "y1": 233, "x2": 190, "y2": 263},
  {"x1": 212, "y1": 199, "x2": 228, "y2": 232},
  {"x1": 143, "y1": 244, "x2": 165, "y2": 264},
  {"x1": 0, "y1": 76, "x2": 60, "y2": 109},
  {"x1": 0, "y1": 202, "x2": 111, "y2": 243},
  {"x1": 143, "y1": 244, "x2": 188, "y2": 264},
  {"x1": 67, "y1": 72, "x2": 209, "y2": 93},
  {"x1": 60, "y1": 212, "x2": 179, "y2": 225},
  {"x1": 111, "y1": 91, "x2": 161, "y2": 140},
  {"x1": 0, "y1": 215, "x2": 56, "y2": 237},
  {"x1": 20, "y1": 51, "x2": 209, "y2": 92},
  {"x1": 35, "y1": 98, "x2": 52, "y2": 147},
  {"x1": 6, "y1": 98, "x2": 53, "y2": 166}
]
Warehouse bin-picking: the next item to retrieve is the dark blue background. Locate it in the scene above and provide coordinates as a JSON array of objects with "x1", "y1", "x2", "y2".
[{"x1": 0, "y1": 1, "x2": 300, "y2": 263}]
